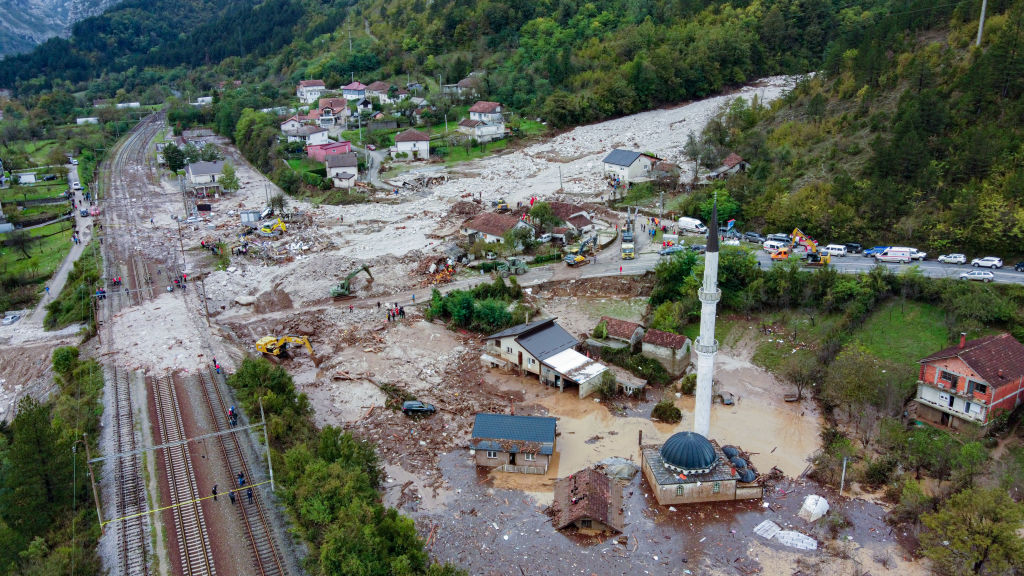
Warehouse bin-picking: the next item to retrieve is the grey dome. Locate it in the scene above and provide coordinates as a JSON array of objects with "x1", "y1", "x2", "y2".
[
  {"x1": 660, "y1": 432, "x2": 717, "y2": 474},
  {"x1": 738, "y1": 468, "x2": 757, "y2": 483},
  {"x1": 722, "y1": 445, "x2": 740, "y2": 458},
  {"x1": 729, "y1": 456, "x2": 747, "y2": 469}
]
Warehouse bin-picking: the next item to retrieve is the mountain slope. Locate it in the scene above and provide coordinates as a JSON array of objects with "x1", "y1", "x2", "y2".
[{"x1": 0, "y1": 0, "x2": 121, "y2": 56}]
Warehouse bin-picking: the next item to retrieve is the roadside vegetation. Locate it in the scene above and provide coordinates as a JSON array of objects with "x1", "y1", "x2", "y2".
[
  {"x1": 425, "y1": 275, "x2": 528, "y2": 333},
  {"x1": 227, "y1": 356, "x2": 466, "y2": 576},
  {"x1": 44, "y1": 241, "x2": 100, "y2": 331},
  {"x1": 0, "y1": 347, "x2": 104, "y2": 574}
]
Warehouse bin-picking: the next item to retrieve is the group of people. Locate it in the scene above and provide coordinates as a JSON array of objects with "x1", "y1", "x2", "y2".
[
  {"x1": 212, "y1": 474, "x2": 253, "y2": 505},
  {"x1": 379, "y1": 301, "x2": 405, "y2": 322},
  {"x1": 227, "y1": 405, "x2": 237, "y2": 426}
]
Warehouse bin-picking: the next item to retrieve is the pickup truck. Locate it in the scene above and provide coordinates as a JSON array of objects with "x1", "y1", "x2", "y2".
[{"x1": 863, "y1": 246, "x2": 889, "y2": 257}]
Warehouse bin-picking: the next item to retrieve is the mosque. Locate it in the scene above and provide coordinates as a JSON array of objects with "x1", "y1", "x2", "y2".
[{"x1": 640, "y1": 200, "x2": 764, "y2": 506}]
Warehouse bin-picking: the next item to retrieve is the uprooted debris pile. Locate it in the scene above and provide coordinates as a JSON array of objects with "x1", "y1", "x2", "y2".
[{"x1": 537, "y1": 276, "x2": 652, "y2": 298}]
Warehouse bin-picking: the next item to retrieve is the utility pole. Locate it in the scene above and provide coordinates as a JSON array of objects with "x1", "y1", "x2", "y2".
[
  {"x1": 82, "y1": 434, "x2": 104, "y2": 531},
  {"x1": 260, "y1": 398, "x2": 275, "y2": 491},
  {"x1": 977, "y1": 0, "x2": 988, "y2": 46},
  {"x1": 660, "y1": 190, "x2": 664, "y2": 219},
  {"x1": 559, "y1": 166, "x2": 563, "y2": 190}
]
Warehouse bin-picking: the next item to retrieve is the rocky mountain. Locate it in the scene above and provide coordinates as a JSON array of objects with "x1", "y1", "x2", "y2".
[{"x1": 0, "y1": 0, "x2": 120, "y2": 56}]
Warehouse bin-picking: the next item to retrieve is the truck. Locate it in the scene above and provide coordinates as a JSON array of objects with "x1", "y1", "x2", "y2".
[
  {"x1": 678, "y1": 217, "x2": 708, "y2": 235},
  {"x1": 621, "y1": 242, "x2": 635, "y2": 259}
]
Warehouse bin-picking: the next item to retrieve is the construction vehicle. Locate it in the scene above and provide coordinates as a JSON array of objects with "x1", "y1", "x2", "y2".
[
  {"x1": 495, "y1": 257, "x2": 528, "y2": 278},
  {"x1": 804, "y1": 251, "x2": 831, "y2": 267},
  {"x1": 491, "y1": 198, "x2": 510, "y2": 213},
  {"x1": 258, "y1": 218, "x2": 286, "y2": 237},
  {"x1": 331, "y1": 265, "x2": 373, "y2": 298},
  {"x1": 256, "y1": 335, "x2": 318, "y2": 364},
  {"x1": 563, "y1": 253, "x2": 590, "y2": 267}
]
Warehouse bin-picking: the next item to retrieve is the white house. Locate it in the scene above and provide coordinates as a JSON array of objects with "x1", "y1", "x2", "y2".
[
  {"x1": 365, "y1": 81, "x2": 392, "y2": 102},
  {"x1": 280, "y1": 116, "x2": 304, "y2": 132},
  {"x1": 460, "y1": 212, "x2": 534, "y2": 243},
  {"x1": 315, "y1": 98, "x2": 350, "y2": 128},
  {"x1": 356, "y1": 97, "x2": 373, "y2": 114},
  {"x1": 296, "y1": 80, "x2": 326, "y2": 104},
  {"x1": 392, "y1": 128, "x2": 430, "y2": 160},
  {"x1": 186, "y1": 161, "x2": 224, "y2": 185},
  {"x1": 326, "y1": 153, "x2": 359, "y2": 188},
  {"x1": 602, "y1": 149, "x2": 656, "y2": 184},
  {"x1": 284, "y1": 125, "x2": 329, "y2": 146},
  {"x1": 342, "y1": 81, "x2": 367, "y2": 101},
  {"x1": 192, "y1": 96, "x2": 214, "y2": 106},
  {"x1": 76, "y1": 117, "x2": 99, "y2": 125}
]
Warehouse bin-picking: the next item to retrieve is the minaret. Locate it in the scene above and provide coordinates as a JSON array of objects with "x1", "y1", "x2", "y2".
[{"x1": 693, "y1": 199, "x2": 721, "y2": 437}]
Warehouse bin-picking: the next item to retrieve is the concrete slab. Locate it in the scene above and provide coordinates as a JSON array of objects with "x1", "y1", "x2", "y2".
[{"x1": 753, "y1": 519, "x2": 781, "y2": 540}]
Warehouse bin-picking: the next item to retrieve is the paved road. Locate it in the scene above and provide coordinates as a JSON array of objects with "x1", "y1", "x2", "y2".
[{"x1": 750, "y1": 250, "x2": 1024, "y2": 285}]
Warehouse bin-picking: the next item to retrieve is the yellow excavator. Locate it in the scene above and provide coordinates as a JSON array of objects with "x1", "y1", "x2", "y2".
[
  {"x1": 258, "y1": 218, "x2": 286, "y2": 237},
  {"x1": 255, "y1": 335, "x2": 318, "y2": 364}
]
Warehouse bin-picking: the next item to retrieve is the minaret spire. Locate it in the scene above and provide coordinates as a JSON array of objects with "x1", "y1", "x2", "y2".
[{"x1": 693, "y1": 196, "x2": 721, "y2": 437}]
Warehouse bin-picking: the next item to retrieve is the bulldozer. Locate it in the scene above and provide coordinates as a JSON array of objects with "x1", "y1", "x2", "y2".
[
  {"x1": 491, "y1": 198, "x2": 510, "y2": 213},
  {"x1": 495, "y1": 257, "x2": 527, "y2": 278},
  {"x1": 331, "y1": 265, "x2": 373, "y2": 298},
  {"x1": 258, "y1": 218, "x2": 286, "y2": 237},
  {"x1": 256, "y1": 335, "x2": 318, "y2": 365},
  {"x1": 803, "y1": 245, "x2": 831, "y2": 267}
]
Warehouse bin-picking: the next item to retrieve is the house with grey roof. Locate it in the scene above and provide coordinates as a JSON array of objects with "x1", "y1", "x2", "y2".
[
  {"x1": 602, "y1": 149, "x2": 657, "y2": 184},
  {"x1": 470, "y1": 413, "x2": 556, "y2": 474},
  {"x1": 326, "y1": 153, "x2": 358, "y2": 188},
  {"x1": 186, "y1": 160, "x2": 224, "y2": 185}
]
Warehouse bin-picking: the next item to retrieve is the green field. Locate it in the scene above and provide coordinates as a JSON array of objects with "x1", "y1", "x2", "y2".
[
  {"x1": 286, "y1": 157, "x2": 323, "y2": 173},
  {"x1": 23, "y1": 140, "x2": 58, "y2": 164},
  {"x1": 751, "y1": 310, "x2": 845, "y2": 371},
  {"x1": 585, "y1": 297, "x2": 649, "y2": 323},
  {"x1": 0, "y1": 221, "x2": 75, "y2": 281},
  {"x1": 849, "y1": 300, "x2": 950, "y2": 369},
  {"x1": 1, "y1": 182, "x2": 69, "y2": 202}
]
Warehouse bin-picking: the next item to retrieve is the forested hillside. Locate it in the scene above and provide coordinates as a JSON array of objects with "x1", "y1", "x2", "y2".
[
  {"x1": 695, "y1": 0, "x2": 1024, "y2": 255},
  {"x1": 1, "y1": 0, "x2": 952, "y2": 126}
]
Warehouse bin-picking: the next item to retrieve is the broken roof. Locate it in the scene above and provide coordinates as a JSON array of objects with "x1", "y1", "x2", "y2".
[
  {"x1": 543, "y1": 349, "x2": 607, "y2": 384},
  {"x1": 642, "y1": 329, "x2": 689, "y2": 350},
  {"x1": 552, "y1": 468, "x2": 624, "y2": 532},
  {"x1": 567, "y1": 214, "x2": 593, "y2": 230},
  {"x1": 721, "y1": 152, "x2": 746, "y2": 168},
  {"x1": 599, "y1": 316, "x2": 643, "y2": 341},
  {"x1": 471, "y1": 413, "x2": 556, "y2": 455},
  {"x1": 546, "y1": 201, "x2": 587, "y2": 221},
  {"x1": 920, "y1": 333, "x2": 1024, "y2": 387},
  {"x1": 463, "y1": 212, "x2": 522, "y2": 237}
]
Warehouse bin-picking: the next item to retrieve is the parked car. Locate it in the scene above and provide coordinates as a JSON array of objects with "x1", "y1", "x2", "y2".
[
  {"x1": 366, "y1": 144, "x2": 376, "y2": 151},
  {"x1": 743, "y1": 232, "x2": 766, "y2": 244},
  {"x1": 70, "y1": 159, "x2": 78, "y2": 165},
  {"x1": 79, "y1": 209, "x2": 88, "y2": 217},
  {"x1": 960, "y1": 270, "x2": 994, "y2": 283},
  {"x1": 537, "y1": 233, "x2": 552, "y2": 243},
  {"x1": 42, "y1": 174, "x2": 57, "y2": 181},
  {"x1": 402, "y1": 400, "x2": 436, "y2": 416},
  {"x1": 863, "y1": 246, "x2": 889, "y2": 257},
  {"x1": 766, "y1": 233, "x2": 790, "y2": 244},
  {"x1": 688, "y1": 244, "x2": 707, "y2": 254},
  {"x1": 843, "y1": 243, "x2": 862, "y2": 254},
  {"x1": 937, "y1": 253, "x2": 967, "y2": 264},
  {"x1": 2, "y1": 314, "x2": 21, "y2": 326},
  {"x1": 659, "y1": 245, "x2": 687, "y2": 256},
  {"x1": 1016, "y1": 262, "x2": 1024, "y2": 272},
  {"x1": 971, "y1": 256, "x2": 1003, "y2": 269},
  {"x1": 821, "y1": 244, "x2": 848, "y2": 257}
]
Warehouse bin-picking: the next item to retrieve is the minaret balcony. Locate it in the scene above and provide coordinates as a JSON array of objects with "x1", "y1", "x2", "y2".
[
  {"x1": 698, "y1": 288, "x2": 721, "y2": 303},
  {"x1": 694, "y1": 337, "x2": 719, "y2": 354}
]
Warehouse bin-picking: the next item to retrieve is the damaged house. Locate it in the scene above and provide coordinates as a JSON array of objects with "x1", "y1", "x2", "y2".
[
  {"x1": 551, "y1": 467, "x2": 624, "y2": 535},
  {"x1": 470, "y1": 413, "x2": 556, "y2": 474}
]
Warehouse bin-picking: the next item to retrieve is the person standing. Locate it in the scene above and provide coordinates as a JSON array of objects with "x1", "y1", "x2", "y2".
[
  {"x1": 212, "y1": 484, "x2": 218, "y2": 501},
  {"x1": 229, "y1": 490, "x2": 236, "y2": 505},
  {"x1": 247, "y1": 487, "x2": 253, "y2": 504}
]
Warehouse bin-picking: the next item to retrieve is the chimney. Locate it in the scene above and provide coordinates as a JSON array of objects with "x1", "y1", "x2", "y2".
[{"x1": 959, "y1": 332, "x2": 967, "y2": 349}]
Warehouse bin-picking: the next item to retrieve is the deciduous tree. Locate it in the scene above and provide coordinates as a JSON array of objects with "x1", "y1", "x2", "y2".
[{"x1": 920, "y1": 488, "x2": 1024, "y2": 576}]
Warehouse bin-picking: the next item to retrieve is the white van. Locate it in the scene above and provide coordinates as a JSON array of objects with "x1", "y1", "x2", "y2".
[
  {"x1": 763, "y1": 240, "x2": 786, "y2": 253},
  {"x1": 678, "y1": 217, "x2": 708, "y2": 235},
  {"x1": 72, "y1": 181, "x2": 82, "y2": 191},
  {"x1": 822, "y1": 244, "x2": 847, "y2": 257},
  {"x1": 875, "y1": 247, "x2": 913, "y2": 263}
]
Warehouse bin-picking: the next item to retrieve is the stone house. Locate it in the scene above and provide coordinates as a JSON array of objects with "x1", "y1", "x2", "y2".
[
  {"x1": 707, "y1": 152, "x2": 750, "y2": 180},
  {"x1": 598, "y1": 316, "x2": 644, "y2": 349},
  {"x1": 641, "y1": 329, "x2": 691, "y2": 375},
  {"x1": 392, "y1": 128, "x2": 430, "y2": 160},
  {"x1": 296, "y1": 79, "x2": 326, "y2": 104},
  {"x1": 186, "y1": 160, "x2": 224, "y2": 185},
  {"x1": 326, "y1": 153, "x2": 358, "y2": 189},
  {"x1": 551, "y1": 468, "x2": 624, "y2": 534},
  {"x1": 280, "y1": 116, "x2": 304, "y2": 132},
  {"x1": 470, "y1": 413, "x2": 556, "y2": 474},
  {"x1": 458, "y1": 101, "x2": 505, "y2": 142},
  {"x1": 315, "y1": 98, "x2": 350, "y2": 128},
  {"x1": 602, "y1": 149, "x2": 656, "y2": 184},
  {"x1": 913, "y1": 333, "x2": 1024, "y2": 429}
]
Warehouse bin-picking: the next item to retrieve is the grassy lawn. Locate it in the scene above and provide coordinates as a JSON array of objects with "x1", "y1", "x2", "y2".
[
  {"x1": 680, "y1": 317, "x2": 742, "y2": 347},
  {"x1": 751, "y1": 309, "x2": 845, "y2": 371},
  {"x1": 441, "y1": 139, "x2": 508, "y2": 165},
  {"x1": 0, "y1": 221, "x2": 75, "y2": 280},
  {"x1": 23, "y1": 140, "x2": 57, "y2": 164},
  {"x1": 850, "y1": 300, "x2": 948, "y2": 369},
  {"x1": 286, "y1": 158, "x2": 324, "y2": 173},
  {"x1": 1, "y1": 183, "x2": 68, "y2": 202}
]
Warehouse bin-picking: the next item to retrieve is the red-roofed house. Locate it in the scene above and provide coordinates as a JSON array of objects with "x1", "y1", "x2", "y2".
[
  {"x1": 598, "y1": 316, "x2": 644, "y2": 348},
  {"x1": 307, "y1": 141, "x2": 352, "y2": 163},
  {"x1": 366, "y1": 81, "x2": 393, "y2": 102},
  {"x1": 392, "y1": 128, "x2": 431, "y2": 160},
  {"x1": 551, "y1": 468, "x2": 624, "y2": 534},
  {"x1": 459, "y1": 101, "x2": 505, "y2": 142},
  {"x1": 641, "y1": 329, "x2": 691, "y2": 375},
  {"x1": 546, "y1": 202, "x2": 594, "y2": 233},
  {"x1": 316, "y1": 97, "x2": 350, "y2": 128},
  {"x1": 342, "y1": 81, "x2": 367, "y2": 100},
  {"x1": 297, "y1": 79, "x2": 326, "y2": 104},
  {"x1": 913, "y1": 333, "x2": 1024, "y2": 428},
  {"x1": 707, "y1": 152, "x2": 750, "y2": 180},
  {"x1": 461, "y1": 213, "x2": 534, "y2": 243}
]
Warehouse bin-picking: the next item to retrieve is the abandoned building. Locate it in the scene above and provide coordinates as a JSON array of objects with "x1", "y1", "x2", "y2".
[
  {"x1": 913, "y1": 332, "x2": 1024, "y2": 429},
  {"x1": 551, "y1": 467, "x2": 624, "y2": 535},
  {"x1": 641, "y1": 431, "x2": 762, "y2": 506},
  {"x1": 641, "y1": 328, "x2": 692, "y2": 375},
  {"x1": 470, "y1": 413, "x2": 556, "y2": 474},
  {"x1": 596, "y1": 316, "x2": 644, "y2": 349},
  {"x1": 483, "y1": 318, "x2": 612, "y2": 397}
]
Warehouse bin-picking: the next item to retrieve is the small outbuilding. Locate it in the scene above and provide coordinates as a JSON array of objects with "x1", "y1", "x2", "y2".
[
  {"x1": 641, "y1": 329, "x2": 691, "y2": 375},
  {"x1": 551, "y1": 467, "x2": 624, "y2": 535}
]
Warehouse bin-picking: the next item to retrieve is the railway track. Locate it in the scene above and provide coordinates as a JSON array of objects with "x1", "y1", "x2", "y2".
[
  {"x1": 196, "y1": 369, "x2": 287, "y2": 576},
  {"x1": 110, "y1": 365, "x2": 150, "y2": 576},
  {"x1": 152, "y1": 373, "x2": 216, "y2": 576}
]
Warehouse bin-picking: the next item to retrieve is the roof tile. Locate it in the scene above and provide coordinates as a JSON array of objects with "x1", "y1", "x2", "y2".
[
  {"x1": 642, "y1": 329, "x2": 690, "y2": 350},
  {"x1": 920, "y1": 333, "x2": 1024, "y2": 387}
]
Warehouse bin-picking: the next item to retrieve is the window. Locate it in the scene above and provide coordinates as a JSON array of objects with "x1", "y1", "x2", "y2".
[
  {"x1": 580, "y1": 519, "x2": 592, "y2": 529},
  {"x1": 524, "y1": 453, "x2": 536, "y2": 462},
  {"x1": 529, "y1": 358, "x2": 535, "y2": 365},
  {"x1": 712, "y1": 482, "x2": 721, "y2": 494},
  {"x1": 506, "y1": 346, "x2": 512, "y2": 354},
  {"x1": 676, "y1": 485, "x2": 684, "y2": 496},
  {"x1": 940, "y1": 371, "x2": 958, "y2": 387},
  {"x1": 965, "y1": 402, "x2": 972, "y2": 414},
  {"x1": 974, "y1": 382, "x2": 988, "y2": 394},
  {"x1": 486, "y1": 451, "x2": 498, "y2": 459}
]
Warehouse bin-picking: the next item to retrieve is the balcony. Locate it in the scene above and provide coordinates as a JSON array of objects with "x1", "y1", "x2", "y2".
[{"x1": 698, "y1": 288, "x2": 721, "y2": 304}]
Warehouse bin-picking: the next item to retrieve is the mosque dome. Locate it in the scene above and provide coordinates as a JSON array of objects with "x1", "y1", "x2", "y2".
[{"x1": 660, "y1": 431, "x2": 718, "y2": 475}]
